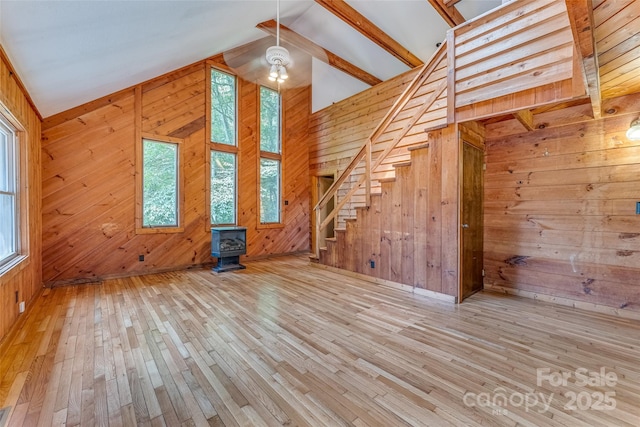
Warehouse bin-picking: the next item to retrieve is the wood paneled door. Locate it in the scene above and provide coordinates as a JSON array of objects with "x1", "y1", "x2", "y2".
[{"x1": 461, "y1": 141, "x2": 484, "y2": 301}]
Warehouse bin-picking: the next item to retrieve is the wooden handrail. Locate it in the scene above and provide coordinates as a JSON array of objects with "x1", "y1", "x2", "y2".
[
  {"x1": 370, "y1": 78, "x2": 447, "y2": 173},
  {"x1": 314, "y1": 42, "x2": 448, "y2": 257},
  {"x1": 314, "y1": 143, "x2": 367, "y2": 211}
]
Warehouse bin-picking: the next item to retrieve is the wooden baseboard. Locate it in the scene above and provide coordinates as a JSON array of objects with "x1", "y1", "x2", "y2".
[
  {"x1": 310, "y1": 262, "x2": 457, "y2": 303},
  {"x1": 242, "y1": 250, "x2": 312, "y2": 262},
  {"x1": 44, "y1": 251, "x2": 313, "y2": 288},
  {"x1": 45, "y1": 262, "x2": 215, "y2": 288},
  {"x1": 484, "y1": 284, "x2": 640, "y2": 321}
]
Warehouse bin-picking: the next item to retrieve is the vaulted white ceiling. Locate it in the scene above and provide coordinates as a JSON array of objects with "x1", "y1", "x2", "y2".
[{"x1": 0, "y1": 0, "x2": 500, "y2": 118}]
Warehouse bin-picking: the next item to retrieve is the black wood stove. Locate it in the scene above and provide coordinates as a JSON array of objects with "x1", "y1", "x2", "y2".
[{"x1": 211, "y1": 226, "x2": 247, "y2": 272}]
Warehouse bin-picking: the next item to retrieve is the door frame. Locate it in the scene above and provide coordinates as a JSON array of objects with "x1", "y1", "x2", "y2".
[
  {"x1": 458, "y1": 126, "x2": 485, "y2": 302},
  {"x1": 310, "y1": 170, "x2": 337, "y2": 256}
]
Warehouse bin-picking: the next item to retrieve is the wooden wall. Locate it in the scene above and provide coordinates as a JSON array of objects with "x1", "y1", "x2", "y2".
[
  {"x1": 0, "y1": 47, "x2": 42, "y2": 342},
  {"x1": 41, "y1": 60, "x2": 310, "y2": 286},
  {"x1": 310, "y1": 55, "x2": 461, "y2": 298},
  {"x1": 318, "y1": 126, "x2": 461, "y2": 299},
  {"x1": 309, "y1": 67, "x2": 420, "y2": 223},
  {"x1": 451, "y1": 0, "x2": 584, "y2": 123},
  {"x1": 484, "y1": 114, "x2": 640, "y2": 315},
  {"x1": 310, "y1": 46, "x2": 449, "y2": 229}
]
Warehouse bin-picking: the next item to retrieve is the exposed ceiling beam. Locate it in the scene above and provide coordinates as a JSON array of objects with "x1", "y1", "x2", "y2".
[
  {"x1": 427, "y1": 0, "x2": 465, "y2": 27},
  {"x1": 257, "y1": 20, "x2": 382, "y2": 86},
  {"x1": 444, "y1": 0, "x2": 462, "y2": 6},
  {"x1": 565, "y1": 0, "x2": 601, "y2": 119},
  {"x1": 314, "y1": 0, "x2": 423, "y2": 68},
  {"x1": 513, "y1": 109, "x2": 535, "y2": 131}
]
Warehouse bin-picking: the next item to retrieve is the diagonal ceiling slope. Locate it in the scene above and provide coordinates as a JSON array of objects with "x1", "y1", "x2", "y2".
[{"x1": 0, "y1": 0, "x2": 500, "y2": 118}]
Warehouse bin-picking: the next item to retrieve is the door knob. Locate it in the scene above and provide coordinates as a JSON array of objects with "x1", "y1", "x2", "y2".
[{"x1": 462, "y1": 223, "x2": 469, "y2": 228}]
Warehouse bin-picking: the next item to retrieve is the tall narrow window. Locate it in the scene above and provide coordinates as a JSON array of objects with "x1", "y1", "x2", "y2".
[
  {"x1": 142, "y1": 139, "x2": 179, "y2": 228},
  {"x1": 259, "y1": 86, "x2": 281, "y2": 224},
  {"x1": 210, "y1": 151, "x2": 236, "y2": 225},
  {"x1": 0, "y1": 116, "x2": 19, "y2": 268},
  {"x1": 210, "y1": 68, "x2": 238, "y2": 225}
]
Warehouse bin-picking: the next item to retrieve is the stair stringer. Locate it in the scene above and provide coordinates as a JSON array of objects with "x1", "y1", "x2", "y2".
[{"x1": 318, "y1": 144, "x2": 454, "y2": 299}]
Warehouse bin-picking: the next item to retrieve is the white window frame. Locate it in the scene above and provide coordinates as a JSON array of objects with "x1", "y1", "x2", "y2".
[{"x1": 0, "y1": 112, "x2": 26, "y2": 275}]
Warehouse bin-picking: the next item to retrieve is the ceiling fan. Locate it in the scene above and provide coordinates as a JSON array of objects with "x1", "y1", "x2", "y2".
[
  {"x1": 221, "y1": 0, "x2": 319, "y2": 89},
  {"x1": 265, "y1": 0, "x2": 290, "y2": 84}
]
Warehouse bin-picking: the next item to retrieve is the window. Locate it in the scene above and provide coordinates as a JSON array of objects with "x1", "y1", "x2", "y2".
[
  {"x1": 211, "y1": 69, "x2": 236, "y2": 146},
  {"x1": 210, "y1": 151, "x2": 236, "y2": 225},
  {"x1": 259, "y1": 86, "x2": 282, "y2": 224},
  {"x1": 260, "y1": 158, "x2": 280, "y2": 223},
  {"x1": 210, "y1": 68, "x2": 238, "y2": 226},
  {"x1": 142, "y1": 139, "x2": 179, "y2": 228},
  {"x1": 0, "y1": 116, "x2": 19, "y2": 268}
]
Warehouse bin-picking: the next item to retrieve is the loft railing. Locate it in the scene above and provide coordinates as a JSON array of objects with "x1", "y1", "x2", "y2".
[
  {"x1": 313, "y1": 43, "x2": 448, "y2": 257},
  {"x1": 312, "y1": 0, "x2": 579, "y2": 259}
]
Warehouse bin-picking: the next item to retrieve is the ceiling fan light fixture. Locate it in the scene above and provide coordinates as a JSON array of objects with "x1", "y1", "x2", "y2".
[
  {"x1": 266, "y1": 46, "x2": 290, "y2": 68},
  {"x1": 269, "y1": 64, "x2": 278, "y2": 79},
  {"x1": 266, "y1": 0, "x2": 290, "y2": 84},
  {"x1": 626, "y1": 117, "x2": 640, "y2": 140},
  {"x1": 279, "y1": 66, "x2": 288, "y2": 80}
]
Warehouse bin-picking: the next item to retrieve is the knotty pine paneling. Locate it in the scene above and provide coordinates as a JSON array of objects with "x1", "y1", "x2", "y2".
[
  {"x1": 41, "y1": 60, "x2": 310, "y2": 285},
  {"x1": 0, "y1": 47, "x2": 42, "y2": 343},
  {"x1": 594, "y1": 0, "x2": 640, "y2": 99},
  {"x1": 239, "y1": 83, "x2": 311, "y2": 258},
  {"x1": 484, "y1": 114, "x2": 640, "y2": 314},
  {"x1": 319, "y1": 128, "x2": 460, "y2": 298},
  {"x1": 452, "y1": 0, "x2": 574, "y2": 108},
  {"x1": 309, "y1": 54, "x2": 447, "y2": 229}
]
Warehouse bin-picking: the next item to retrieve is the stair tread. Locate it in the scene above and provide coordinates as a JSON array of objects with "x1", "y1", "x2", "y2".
[
  {"x1": 407, "y1": 142, "x2": 430, "y2": 151},
  {"x1": 393, "y1": 161, "x2": 412, "y2": 168},
  {"x1": 378, "y1": 177, "x2": 396, "y2": 183}
]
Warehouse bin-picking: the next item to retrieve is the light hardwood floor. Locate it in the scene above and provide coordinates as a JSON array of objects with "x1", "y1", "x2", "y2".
[{"x1": 0, "y1": 255, "x2": 638, "y2": 426}]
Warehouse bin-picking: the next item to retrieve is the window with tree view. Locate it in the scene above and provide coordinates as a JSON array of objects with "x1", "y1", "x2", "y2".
[
  {"x1": 210, "y1": 151, "x2": 236, "y2": 225},
  {"x1": 142, "y1": 139, "x2": 179, "y2": 228},
  {"x1": 0, "y1": 116, "x2": 19, "y2": 268},
  {"x1": 210, "y1": 68, "x2": 238, "y2": 225},
  {"x1": 211, "y1": 69, "x2": 236, "y2": 146},
  {"x1": 259, "y1": 86, "x2": 281, "y2": 224}
]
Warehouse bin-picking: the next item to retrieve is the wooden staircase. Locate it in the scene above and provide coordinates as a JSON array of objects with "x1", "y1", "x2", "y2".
[
  {"x1": 312, "y1": 0, "x2": 586, "y2": 300},
  {"x1": 318, "y1": 142, "x2": 453, "y2": 295}
]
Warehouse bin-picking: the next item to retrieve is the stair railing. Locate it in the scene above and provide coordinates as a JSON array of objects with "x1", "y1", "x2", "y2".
[{"x1": 313, "y1": 43, "x2": 448, "y2": 258}]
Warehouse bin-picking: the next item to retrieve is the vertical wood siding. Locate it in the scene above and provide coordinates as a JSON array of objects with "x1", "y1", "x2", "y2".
[
  {"x1": 319, "y1": 127, "x2": 460, "y2": 298},
  {"x1": 41, "y1": 60, "x2": 310, "y2": 286},
  {"x1": 0, "y1": 49, "x2": 42, "y2": 343},
  {"x1": 484, "y1": 115, "x2": 640, "y2": 315}
]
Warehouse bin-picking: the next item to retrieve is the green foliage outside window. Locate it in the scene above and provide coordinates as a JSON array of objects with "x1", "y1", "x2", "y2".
[
  {"x1": 260, "y1": 86, "x2": 280, "y2": 153},
  {"x1": 143, "y1": 140, "x2": 178, "y2": 227},
  {"x1": 211, "y1": 151, "x2": 236, "y2": 225},
  {"x1": 260, "y1": 158, "x2": 280, "y2": 224},
  {"x1": 259, "y1": 86, "x2": 281, "y2": 224},
  {"x1": 211, "y1": 69, "x2": 236, "y2": 145}
]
